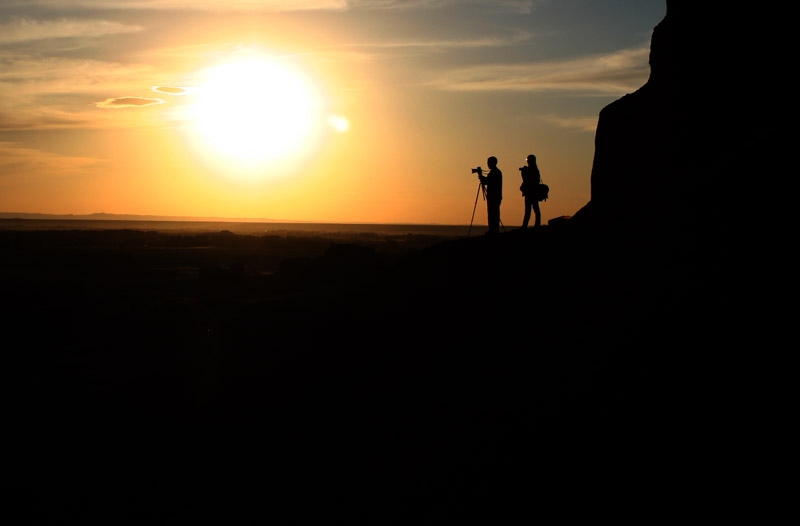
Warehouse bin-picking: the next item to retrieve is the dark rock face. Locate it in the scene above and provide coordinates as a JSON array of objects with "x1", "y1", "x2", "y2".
[
  {"x1": 578, "y1": 0, "x2": 781, "y2": 240},
  {"x1": 574, "y1": 3, "x2": 785, "y2": 380}
]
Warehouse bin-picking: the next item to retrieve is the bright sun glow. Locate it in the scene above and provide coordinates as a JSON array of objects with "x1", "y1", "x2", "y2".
[{"x1": 186, "y1": 56, "x2": 324, "y2": 181}]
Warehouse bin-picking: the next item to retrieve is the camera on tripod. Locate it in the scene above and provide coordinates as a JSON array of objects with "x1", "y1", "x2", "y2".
[{"x1": 471, "y1": 167, "x2": 483, "y2": 175}]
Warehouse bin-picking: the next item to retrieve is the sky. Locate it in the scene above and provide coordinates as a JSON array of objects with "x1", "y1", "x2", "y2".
[{"x1": 0, "y1": 0, "x2": 666, "y2": 226}]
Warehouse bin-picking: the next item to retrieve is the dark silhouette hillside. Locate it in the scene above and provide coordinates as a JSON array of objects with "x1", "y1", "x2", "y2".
[
  {"x1": 579, "y1": 0, "x2": 781, "y2": 235},
  {"x1": 22, "y1": 1, "x2": 785, "y2": 522}
]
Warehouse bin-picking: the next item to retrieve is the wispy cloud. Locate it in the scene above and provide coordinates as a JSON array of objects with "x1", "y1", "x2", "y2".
[
  {"x1": 347, "y1": 0, "x2": 540, "y2": 13},
  {"x1": 0, "y1": 51, "x2": 164, "y2": 129},
  {"x1": 0, "y1": 108, "x2": 90, "y2": 131},
  {"x1": 358, "y1": 30, "x2": 533, "y2": 51},
  {"x1": 153, "y1": 86, "x2": 191, "y2": 95},
  {"x1": 542, "y1": 114, "x2": 598, "y2": 133},
  {"x1": 0, "y1": 18, "x2": 144, "y2": 45},
  {"x1": 425, "y1": 46, "x2": 650, "y2": 94},
  {"x1": 95, "y1": 97, "x2": 165, "y2": 108},
  {"x1": 3, "y1": 0, "x2": 539, "y2": 13},
  {"x1": 0, "y1": 141, "x2": 102, "y2": 179},
  {"x1": 0, "y1": 53, "x2": 157, "y2": 89},
  {"x1": 2, "y1": 0, "x2": 349, "y2": 11},
  {"x1": 288, "y1": 30, "x2": 535, "y2": 66}
]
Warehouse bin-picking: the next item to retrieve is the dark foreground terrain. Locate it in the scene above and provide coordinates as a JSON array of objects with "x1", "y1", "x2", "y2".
[
  {"x1": 13, "y1": 1, "x2": 786, "y2": 518},
  {"x1": 9, "y1": 219, "x2": 760, "y2": 523}
]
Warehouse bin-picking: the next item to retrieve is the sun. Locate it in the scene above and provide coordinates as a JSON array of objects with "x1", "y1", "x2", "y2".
[{"x1": 186, "y1": 56, "x2": 324, "y2": 181}]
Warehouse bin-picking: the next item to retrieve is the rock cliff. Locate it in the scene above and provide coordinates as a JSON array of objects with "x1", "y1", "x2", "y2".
[{"x1": 576, "y1": 0, "x2": 781, "y2": 241}]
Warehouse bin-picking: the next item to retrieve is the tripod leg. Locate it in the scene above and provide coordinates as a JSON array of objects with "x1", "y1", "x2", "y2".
[{"x1": 468, "y1": 182, "x2": 483, "y2": 237}]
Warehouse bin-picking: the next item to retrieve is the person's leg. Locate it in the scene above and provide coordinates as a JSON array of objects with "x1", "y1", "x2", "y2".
[
  {"x1": 522, "y1": 196, "x2": 531, "y2": 228},
  {"x1": 488, "y1": 199, "x2": 500, "y2": 234},
  {"x1": 532, "y1": 200, "x2": 541, "y2": 227}
]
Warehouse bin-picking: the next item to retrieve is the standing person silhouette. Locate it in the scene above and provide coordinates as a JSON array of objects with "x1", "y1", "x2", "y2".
[
  {"x1": 478, "y1": 156, "x2": 503, "y2": 235},
  {"x1": 519, "y1": 154, "x2": 541, "y2": 228}
]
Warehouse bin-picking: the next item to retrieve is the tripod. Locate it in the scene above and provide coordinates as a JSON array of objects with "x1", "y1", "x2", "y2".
[
  {"x1": 468, "y1": 180, "x2": 486, "y2": 237},
  {"x1": 468, "y1": 180, "x2": 505, "y2": 237}
]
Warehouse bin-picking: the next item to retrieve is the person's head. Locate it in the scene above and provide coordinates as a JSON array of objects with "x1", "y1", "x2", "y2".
[
  {"x1": 487, "y1": 156, "x2": 498, "y2": 168},
  {"x1": 527, "y1": 154, "x2": 536, "y2": 166}
]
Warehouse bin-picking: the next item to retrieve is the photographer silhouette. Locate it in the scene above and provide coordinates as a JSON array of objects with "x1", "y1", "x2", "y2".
[
  {"x1": 479, "y1": 156, "x2": 503, "y2": 235},
  {"x1": 519, "y1": 154, "x2": 541, "y2": 228}
]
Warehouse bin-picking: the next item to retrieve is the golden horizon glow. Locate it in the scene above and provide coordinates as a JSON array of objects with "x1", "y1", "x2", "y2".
[
  {"x1": 0, "y1": 2, "x2": 666, "y2": 225},
  {"x1": 183, "y1": 55, "x2": 326, "y2": 183}
]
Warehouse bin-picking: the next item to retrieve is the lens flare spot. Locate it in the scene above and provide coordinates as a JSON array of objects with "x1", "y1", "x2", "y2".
[{"x1": 327, "y1": 115, "x2": 350, "y2": 133}]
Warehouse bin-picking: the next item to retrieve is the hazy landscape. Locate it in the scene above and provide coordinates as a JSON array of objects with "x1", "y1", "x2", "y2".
[
  {"x1": 12, "y1": 214, "x2": 660, "y2": 520},
  {"x1": 13, "y1": 213, "x2": 721, "y2": 522},
  {"x1": 0, "y1": 213, "x2": 471, "y2": 237}
]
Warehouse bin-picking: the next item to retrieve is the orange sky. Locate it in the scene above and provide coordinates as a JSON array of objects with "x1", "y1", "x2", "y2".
[{"x1": 0, "y1": 1, "x2": 665, "y2": 225}]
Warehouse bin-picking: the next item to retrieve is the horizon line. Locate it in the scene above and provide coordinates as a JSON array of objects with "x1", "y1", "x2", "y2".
[{"x1": 0, "y1": 211, "x2": 465, "y2": 227}]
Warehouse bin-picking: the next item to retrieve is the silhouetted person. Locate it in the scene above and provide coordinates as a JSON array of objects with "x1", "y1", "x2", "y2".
[
  {"x1": 519, "y1": 154, "x2": 541, "y2": 228},
  {"x1": 478, "y1": 156, "x2": 502, "y2": 235}
]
